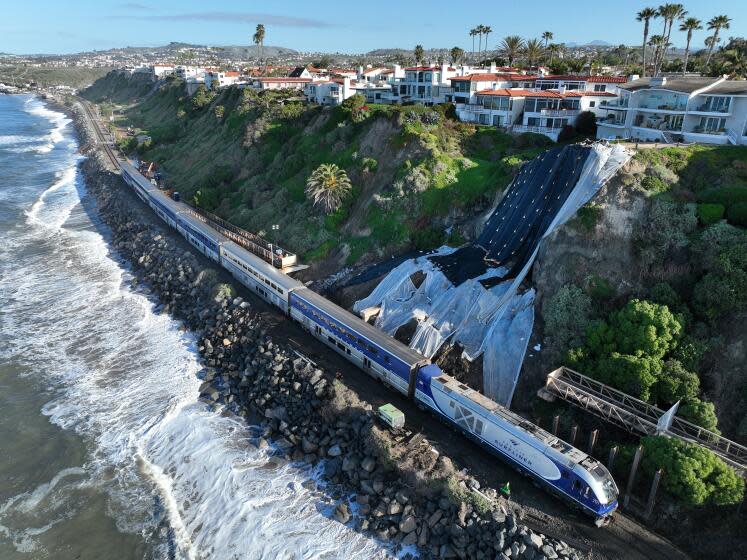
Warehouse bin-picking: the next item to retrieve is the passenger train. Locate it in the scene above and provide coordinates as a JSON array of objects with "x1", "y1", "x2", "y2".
[{"x1": 119, "y1": 160, "x2": 619, "y2": 525}]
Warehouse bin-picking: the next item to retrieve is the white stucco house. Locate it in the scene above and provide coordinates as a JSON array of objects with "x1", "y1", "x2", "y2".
[{"x1": 596, "y1": 75, "x2": 747, "y2": 145}]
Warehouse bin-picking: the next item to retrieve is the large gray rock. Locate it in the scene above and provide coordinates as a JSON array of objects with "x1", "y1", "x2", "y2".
[
  {"x1": 327, "y1": 444, "x2": 342, "y2": 457},
  {"x1": 333, "y1": 502, "x2": 351, "y2": 524},
  {"x1": 399, "y1": 514, "x2": 417, "y2": 534}
]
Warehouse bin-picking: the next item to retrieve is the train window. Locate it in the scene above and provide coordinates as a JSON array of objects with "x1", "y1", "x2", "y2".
[
  {"x1": 328, "y1": 336, "x2": 335, "y2": 344},
  {"x1": 357, "y1": 338, "x2": 365, "y2": 346},
  {"x1": 384, "y1": 355, "x2": 390, "y2": 364},
  {"x1": 572, "y1": 480, "x2": 581, "y2": 491},
  {"x1": 474, "y1": 419, "x2": 484, "y2": 434}
]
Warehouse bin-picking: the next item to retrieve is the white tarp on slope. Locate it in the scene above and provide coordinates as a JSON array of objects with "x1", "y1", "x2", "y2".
[{"x1": 353, "y1": 143, "x2": 630, "y2": 406}]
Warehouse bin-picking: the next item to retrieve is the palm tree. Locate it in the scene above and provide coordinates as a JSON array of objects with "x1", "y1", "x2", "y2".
[
  {"x1": 705, "y1": 15, "x2": 731, "y2": 68},
  {"x1": 524, "y1": 38, "x2": 544, "y2": 68},
  {"x1": 656, "y1": 4, "x2": 687, "y2": 75},
  {"x1": 414, "y1": 44, "x2": 425, "y2": 65},
  {"x1": 482, "y1": 25, "x2": 492, "y2": 60},
  {"x1": 542, "y1": 31, "x2": 554, "y2": 49},
  {"x1": 679, "y1": 17, "x2": 702, "y2": 74},
  {"x1": 499, "y1": 35, "x2": 525, "y2": 67},
  {"x1": 470, "y1": 28, "x2": 478, "y2": 61},
  {"x1": 548, "y1": 43, "x2": 561, "y2": 67},
  {"x1": 648, "y1": 34, "x2": 666, "y2": 74},
  {"x1": 253, "y1": 24, "x2": 265, "y2": 69},
  {"x1": 718, "y1": 48, "x2": 747, "y2": 78},
  {"x1": 478, "y1": 25, "x2": 487, "y2": 60},
  {"x1": 636, "y1": 7, "x2": 658, "y2": 77},
  {"x1": 305, "y1": 164, "x2": 352, "y2": 214},
  {"x1": 450, "y1": 46, "x2": 465, "y2": 65}
]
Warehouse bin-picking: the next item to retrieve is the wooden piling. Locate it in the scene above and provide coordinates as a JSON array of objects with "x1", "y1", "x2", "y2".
[
  {"x1": 644, "y1": 468, "x2": 663, "y2": 520},
  {"x1": 570, "y1": 425, "x2": 578, "y2": 445},
  {"x1": 587, "y1": 429, "x2": 598, "y2": 455},
  {"x1": 552, "y1": 415, "x2": 560, "y2": 435},
  {"x1": 608, "y1": 446, "x2": 618, "y2": 470},
  {"x1": 623, "y1": 445, "x2": 644, "y2": 509}
]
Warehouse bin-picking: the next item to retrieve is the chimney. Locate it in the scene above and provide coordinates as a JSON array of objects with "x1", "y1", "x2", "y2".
[
  {"x1": 650, "y1": 76, "x2": 666, "y2": 87},
  {"x1": 343, "y1": 76, "x2": 351, "y2": 94},
  {"x1": 357, "y1": 65, "x2": 363, "y2": 79},
  {"x1": 489, "y1": 61, "x2": 497, "y2": 73}
]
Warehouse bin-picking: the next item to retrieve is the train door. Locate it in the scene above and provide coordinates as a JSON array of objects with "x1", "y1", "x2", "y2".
[{"x1": 363, "y1": 357, "x2": 372, "y2": 370}]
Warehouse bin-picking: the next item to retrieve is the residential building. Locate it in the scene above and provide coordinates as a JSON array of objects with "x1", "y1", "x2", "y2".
[
  {"x1": 289, "y1": 66, "x2": 312, "y2": 79},
  {"x1": 249, "y1": 77, "x2": 312, "y2": 91},
  {"x1": 185, "y1": 75, "x2": 205, "y2": 95},
  {"x1": 386, "y1": 64, "x2": 461, "y2": 105},
  {"x1": 535, "y1": 74, "x2": 628, "y2": 96},
  {"x1": 451, "y1": 72, "x2": 538, "y2": 107},
  {"x1": 304, "y1": 78, "x2": 350, "y2": 105},
  {"x1": 152, "y1": 64, "x2": 174, "y2": 78},
  {"x1": 596, "y1": 76, "x2": 747, "y2": 145},
  {"x1": 205, "y1": 71, "x2": 241, "y2": 90},
  {"x1": 175, "y1": 65, "x2": 202, "y2": 79}
]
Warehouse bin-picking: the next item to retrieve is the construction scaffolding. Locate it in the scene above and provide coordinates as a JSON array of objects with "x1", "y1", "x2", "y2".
[{"x1": 539, "y1": 366, "x2": 747, "y2": 474}]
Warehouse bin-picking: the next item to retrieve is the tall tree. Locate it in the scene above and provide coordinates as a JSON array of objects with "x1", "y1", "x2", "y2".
[
  {"x1": 499, "y1": 35, "x2": 525, "y2": 67},
  {"x1": 450, "y1": 46, "x2": 465, "y2": 65},
  {"x1": 252, "y1": 24, "x2": 265, "y2": 69},
  {"x1": 477, "y1": 25, "x2": 485, "y2": 60},
  {"x1": 637, "y1": 7, "x2": 658, "y2": 77},
  {"x1": 414, "y1": 44, "x2": 425, "y2": 65},
  {"x1": 548, "y1": 43, "x2": 561, "y2": 67},
  {"x1": 542, "y1": 31, "x2": 554, "y2": 49},
  {"x1": 305, "y1": 164, "x2": 352, "y2": 214},
  {"x1": 524, "y1": 38, "x2": 545, "y2": 68},
  {"x1": 705, "y1": 15, "x2": 731, "y2": 68},
  {"x1": 680, "y1": 17, "x2": 703, "y2": 74},
  {"x1": 470, "y1": 28, "x2": 478, "y2": 61},
  {"x1": 482, "y1": 25, "x2": 493, "y2": 60},
  {"x1": 648, "y1": 34, "x2": 666, "y2": 75},
  {"x1": 655, "y1": 4, "x2": 687, "y2": 75}
]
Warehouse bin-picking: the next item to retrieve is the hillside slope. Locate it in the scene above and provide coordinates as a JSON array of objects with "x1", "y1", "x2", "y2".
[{"x1": 86, "y1": 72, "x2": 550, "y2": 276}]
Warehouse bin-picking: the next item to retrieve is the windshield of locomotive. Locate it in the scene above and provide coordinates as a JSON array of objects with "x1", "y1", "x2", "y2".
[{"x1": 601, "y1": 475, "x2": 618, "y2": 503}]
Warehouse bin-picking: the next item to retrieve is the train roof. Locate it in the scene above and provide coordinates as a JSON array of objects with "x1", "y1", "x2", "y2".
[
  {"x1": 221, "y1": 239, "x2": 305, "y2": 292},
  {"x1": 434, "y1": 373, "x2": 590, "y2": 464},
  {"x1": 121, "y1": 161, "x2": 158, "y2": 193},
  {"x1": 293, "y1": 287, "x2": 428, "y2": 368}
]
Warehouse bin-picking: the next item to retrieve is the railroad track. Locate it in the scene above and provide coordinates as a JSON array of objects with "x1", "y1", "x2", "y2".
[{"x1": 79, "y1": 100, "x2": 120, "y2": 169}]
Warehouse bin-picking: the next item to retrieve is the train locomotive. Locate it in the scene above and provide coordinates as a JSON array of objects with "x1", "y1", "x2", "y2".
[{"x1": 119, "y1": 160, "x2": 619, "y2": 525}]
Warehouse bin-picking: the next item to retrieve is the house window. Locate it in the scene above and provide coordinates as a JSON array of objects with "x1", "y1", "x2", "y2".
[
  {"x1": 594, "y1": 84, "x2": 607, "y2": 92},
  {"x1": 589, "y1": 101, "x2": 596, "y2": 107}
]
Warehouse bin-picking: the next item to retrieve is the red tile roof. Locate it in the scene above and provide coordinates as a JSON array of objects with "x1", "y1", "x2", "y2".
[
  {"x1": 451, "y1": 73, "x2": 537, "y2": 82},
  {"x1": 224, "y1": 71, "x2": 240, "y2": 77},
  {"x1": 475, "y1": 88, "x2": 544, "y2": 97},
  {"x1": 564, "y1": 91, "x2": 618, "y2": 97},
  {"x1": 257, "y1": 77, "x2": 312, "y2": 83},
  {"x1": 538, "y1": 74, "x2": 628, "y2": 83}
]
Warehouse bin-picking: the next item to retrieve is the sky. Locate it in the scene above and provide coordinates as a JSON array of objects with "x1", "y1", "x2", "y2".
[{"x1": 1, "y1": 0, "x2": 745, "y2": 55}]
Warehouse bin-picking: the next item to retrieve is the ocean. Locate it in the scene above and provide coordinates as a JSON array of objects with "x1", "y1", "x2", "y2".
[{"x1": 0, "y1": 94, "x2": 391, "y2": 559}]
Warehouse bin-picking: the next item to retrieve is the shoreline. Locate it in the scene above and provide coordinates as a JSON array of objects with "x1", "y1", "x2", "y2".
[{"x1": 66, "y1": 99, "x2": 584, "y2": 560}]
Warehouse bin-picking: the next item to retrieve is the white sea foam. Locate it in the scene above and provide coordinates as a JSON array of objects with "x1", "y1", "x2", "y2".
[{"x1": 1, "y1": 100, "x2": 396, "y2": 559}]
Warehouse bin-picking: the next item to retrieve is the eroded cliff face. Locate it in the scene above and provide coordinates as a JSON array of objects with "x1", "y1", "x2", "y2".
[{"x1": 533, "y1": 158, "x2": 649, "y2": 312}]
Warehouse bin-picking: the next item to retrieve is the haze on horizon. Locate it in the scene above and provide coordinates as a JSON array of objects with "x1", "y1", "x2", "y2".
[{"x1": 3, "y1": 0, "x2": 745, "y2": 55}]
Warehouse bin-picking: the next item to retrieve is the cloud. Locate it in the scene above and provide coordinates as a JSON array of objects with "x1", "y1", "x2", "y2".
[{"x1": 119, "y1": 11, "x2": 333, "y2": 28}]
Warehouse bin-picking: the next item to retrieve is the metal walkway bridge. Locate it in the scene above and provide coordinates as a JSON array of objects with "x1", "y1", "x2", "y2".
[{"x1": 539, "y1": 367, "x2": 747, "y2": 474}]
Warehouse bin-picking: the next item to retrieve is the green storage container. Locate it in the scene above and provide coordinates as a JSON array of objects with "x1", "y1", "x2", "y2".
[{"x1": 378, "y1": 403, "x2": 405, "y2": 429}]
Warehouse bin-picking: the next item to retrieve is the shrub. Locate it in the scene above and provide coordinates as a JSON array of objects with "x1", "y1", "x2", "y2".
[
  {"x1": 639, "y1": 436, "x2": 744, "y2": 506},
  {"x1": 340, "y1": 94, "x2": 368, "y2": 122},
  {"x1": 410, "y1": 227, "x2": 444, "y2": 251},
  {"x1": 557, "y1": 125, "x2": 577, "y2": 143},
  {"x1": 679, "y1": 398, "x2": 720, "y2": 433},
  {"x1": 697, "y1": 203, "x2": 725, "y2": 225},
  {"x1": 574, "y1": 111, "x2": 597, "y2": 136},
  {"x1": 544, "y1": 285, "x2": 593, "y2": 351},
  {"x1": 571, "y1": 203, "x2": 603, "y2": 232},
  {"x1": 586, "y1": 274, "x2": 616, "y2": 302},
  {"x1": 655, "y1": 359, "x2": 700, "y2": 404},
  {"x1": 697, "y1": 186, "x2": 747, "y2": 207},
  {"x1": 214, "y1": 104, "x2": 225, "y2": 120},
  {"x1": 361, "y1": 157, "x2": 378, "y2": 173},
  {"x1": 726, "y1": 201, "x2": 747, "y2": 227},
  {"x1": 640, "y1": 175, "x2": 669, "y2": 194}
]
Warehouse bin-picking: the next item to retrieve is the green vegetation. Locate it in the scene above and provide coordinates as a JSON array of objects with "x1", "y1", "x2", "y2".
[
  {"x1": 305, "y1": 163, "x2": 352, "y2": 213},
  {"x1": 0, "y1": 65, "x2": 111, "y2": 89},
  {"x1": 636, "y1": 436, "x2": 744, "y2": 506},
  {"x1": 92, "y1": 72, "x2": 544, "y2": 264},
  {"x1": 697, "y1": 203, "x2": 725, "y2": 225}
]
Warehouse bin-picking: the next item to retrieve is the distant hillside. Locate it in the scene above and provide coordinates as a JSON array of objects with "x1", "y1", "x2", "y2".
[
  {"x1": 0, "y1": 65, "x2": 111, "y2": 88},
  {"x1": 32, "y1": 42, "x2": 298, "y2": 60}
]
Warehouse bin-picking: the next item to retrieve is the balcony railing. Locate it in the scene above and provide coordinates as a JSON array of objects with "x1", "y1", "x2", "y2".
[
  {"x1": 694, "y1": 104, "x2": 730, "y2": 113},
  {"x1": 637, "y1": 103, "x2": 687, "y2": 111},
  {"x1": 600, "y1": 100, "x2": 629, "y2": 109},
  {"x1": 512, "y1": 125, "x2": 561, "y2": 135},
  {"x1": 539, "y1": 108, "x2": 579, "y2": 117}
]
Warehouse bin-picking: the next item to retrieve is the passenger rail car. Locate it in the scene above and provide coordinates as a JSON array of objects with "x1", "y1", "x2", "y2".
[{"x1": 116, "y1": 159, "x2": 619, "y2": 524}]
